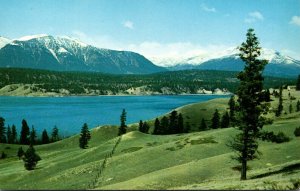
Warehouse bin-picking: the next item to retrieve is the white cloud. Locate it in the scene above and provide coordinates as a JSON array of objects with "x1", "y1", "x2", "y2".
[
  {"x1": 201, "y1": 4, "x2": 216, "y2": 13},
  {"x1": 123, "y1": 20, "x2": 134, "y2": 29},
  {"x1": 289, "y1": 16, "x2": 300, "y2": 26},
  {"x1": 245, "y1": 11, "x2": 264, "y2": 23},
  {"x1": 249, "y1": 11, "x2": 264, "y2": 20}
]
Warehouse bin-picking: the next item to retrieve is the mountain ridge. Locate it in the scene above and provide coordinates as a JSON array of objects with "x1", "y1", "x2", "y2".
[{"x1": 0, "y1": 35, "x2": 165, "y2": 74}]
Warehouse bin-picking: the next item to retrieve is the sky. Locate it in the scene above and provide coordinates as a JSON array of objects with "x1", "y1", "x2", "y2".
[{"x1": 0, "y1": 0, "x2": 300, "y2": 61}]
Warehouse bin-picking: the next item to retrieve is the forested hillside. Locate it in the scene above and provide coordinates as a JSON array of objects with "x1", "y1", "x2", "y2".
[{"x1": 0, "y1": 68, "x2": 296, "y2": 95}]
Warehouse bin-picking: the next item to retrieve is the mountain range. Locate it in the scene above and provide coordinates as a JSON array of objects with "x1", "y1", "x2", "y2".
[
  {"x1": 153, "y1": 48, "x2": 300, "y2": 77},
  {"x1": 0, "y1": 35, "x2": 299, "y2": 77},
  {"x1": 0, "y1": 35, "x2": 165, "y2": 74}
]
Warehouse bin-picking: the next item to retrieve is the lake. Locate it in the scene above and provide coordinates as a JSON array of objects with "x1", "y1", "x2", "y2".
[{"x1": 0, "y1": 95, "x2": 229, "y2": 136}]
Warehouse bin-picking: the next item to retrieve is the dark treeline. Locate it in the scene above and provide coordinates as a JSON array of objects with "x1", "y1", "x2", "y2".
[
  {"x1": 0, "y1": 68, "x2": 296, "y2": 94},
  {"x1": 0, "y1": 117, "x2": 61, "y2": 145}
]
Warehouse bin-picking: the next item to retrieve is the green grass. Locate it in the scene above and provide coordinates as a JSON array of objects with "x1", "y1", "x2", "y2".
[{"x1": 0, "y1": 89, "x2": 299, "y2": 190}]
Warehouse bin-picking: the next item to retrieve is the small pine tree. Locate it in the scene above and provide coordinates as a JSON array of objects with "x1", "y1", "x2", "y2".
[
  {"x1": 118, "y1": 109, "x2": 127, "y2": 136},
  {"x1": 138, "y1": 120, "x2": 143, "y2": 132},
  {"x1": 79, "y1": 123, "x2": 91, "y2": 149},
  {"x1": 51, "y1": 126, "x2": 59, "y2": 142},
  {"x1": 20, "y1": 119, "x2": 30, "y2": 145},
  {"x1": 17, "y1": 147, "x2": 24, "y2": 160},
  {"x1": 221, "y1": 111, "x2": 230, "y2": 128},
  {"x1": 296, "y1": 100, "x2": 300, "y2": 112},
  {"x1": 296, "y1": 74, "x2": 300, "y2": 91},
  {"x1": 264, "y1": 89, "x2": 271, "y2": 102},
  {"x1": 153, "y1": 118, "x2": 161, "y2": 135},
  {"x1": 142, "y1": 122, "x2": 150, "y2": 134},
  {"x1": 199, "y1": 118, "x2": 207, "y2": 131},
  {"x1": 275, "y1": 87, "x2": 283, "y2": 117},
  {"x1": 211, "y1": 109, "x2": 220, "y2": 129},
  {"x1": 41, "y1": 129, "x2": 50, "y2": 144},
  {"x1": 0, "y1": 117, "x2": 7, "y2": 143},
  {"x1": 23, "y1": 145, "x2": 41, "y2": 170}
]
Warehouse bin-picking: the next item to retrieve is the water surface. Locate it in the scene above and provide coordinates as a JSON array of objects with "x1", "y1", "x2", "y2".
[{"x1": 0, "y1": 95, "x2": 229, "y2": 136}]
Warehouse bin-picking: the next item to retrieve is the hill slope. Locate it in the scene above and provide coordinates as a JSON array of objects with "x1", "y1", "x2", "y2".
[{"x1": 0, "y1": 89, "x2": 299, "y2": 190}]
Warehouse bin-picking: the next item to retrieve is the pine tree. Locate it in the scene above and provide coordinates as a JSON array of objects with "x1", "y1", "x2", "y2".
[
  {"x1": 221, "y1": 111, "x2": 230, "y2": 128},
  {"x1": 17, "y1": 147, "x2": 24, "y2": 159},
  {"x1": 11, "y1": 125, "x2": 17, "y2": 144},
  {"x1": 79, "y1": 123, "x2": 91, "y2": 149},
  {"x1": 0, "y1": 117, "x2": 6, "y2": 143},
  {"x1": 138, "y1": 120, "x2": 143, "y2": 132},
  {"x1": 41, "y1": 129, "x2": 49, "y2": 144},
  {"x1": 169, "y1": 110, "x2": 179, "y2": 134},
  {"x1": 178, "y1": 114, "x2": 185, "y2": 133},
  {"x1": 51, "y1": 126, "x2": 59, "y2": 142},
  {"x1": 296, "y1": 74, "x2": 300, "y2": 91},
  {"x1": 199, "y1": 118, "x2": 207, "y2": 131},
  {"x1": 296, "y1": 100, "x2": 300, "y2": 112},
  {"x1": 7, "y1": 125, "x2": 12, "y2": 144},
  {"x1": 211, "y1": 109, "x2": 220, "y2": 129},
  {"x1": 160, "y1": 116, "x2": 169, "y2": 134},
  {"x1": 228, "y1": 95, "x2": 236, "y2": 123},
  {"x1": 30, "y1": 126, "x2": 37, "y2": 145},
  {"x1": 118, "y1": 109, "x2": 127, "y2": 136},
  {"x1": 153, "y1": 118, "x2": 161, "y2": 135},
  {"x1": 23, "y1": 145, "x2": 41, "y2": 170},
  {"x1": 264, "y1": 89, "x2": 271, "y2": 102},
  {"x1": 275, "y1": 86, "x2": 283, "y2": 117},
  {"x1": 228, "y1": 29, "x2": 268, "y2": 180},
  {"x1": 141, "y1": 122, "x2": 150, "y2": 134},
  {"x1": 20, "y1": 119, "x2": 30, "y2": 145}
]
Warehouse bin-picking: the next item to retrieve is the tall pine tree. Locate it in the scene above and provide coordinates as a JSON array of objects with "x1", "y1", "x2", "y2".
[
  {"x1": 211, "y1": 109, "x2": 220, "y2": 129},
  {"x1": 118, "y1": 109, "x2": 127, "y2": 136},
  {"x1": 7, "y1": 125, "x2": 12, "y2": 144},
  {"x1": 51, "y1": 126, "x2": 59, "y2": 142},
  {"x1": 296, "y1": 100, "x2": 300, "y2": 112},
  {"x1": 42, "y1": 129, "x2": 50, "y2": 144},
  {"x1": 30, "y1": 126, "x2": 37, "y2": 145},
  {"x1": 20, "y1": 119, "x2": 30, "y2": 145},
  {"x1": 221, "y1": 111, "x2": 230, "y2": 128},
  {"x1": 0, "y1": 117, "x2": 6, "y2": 143},
  {"x1": 11, "y1": 125, "x2": 17, "y2": 144},
  {"x1": 228, "y1": 29, "x2": 268, "y2": 180},
  {"x1": 228, "y1": 95, "x2": 236, "y2": 124}
]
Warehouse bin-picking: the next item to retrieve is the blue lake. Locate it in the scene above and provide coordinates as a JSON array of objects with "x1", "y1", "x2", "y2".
[{"x1": 0, "y1": 95, "x2": 229, "y2": 136}]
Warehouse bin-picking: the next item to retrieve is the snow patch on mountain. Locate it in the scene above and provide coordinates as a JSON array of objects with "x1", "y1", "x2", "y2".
[
  {"x1": 0, "y1": 36, "x2": 11, "y2": 49},
  {"x1": 18, "y1": 34, "x2": 49, "y2": 41}
]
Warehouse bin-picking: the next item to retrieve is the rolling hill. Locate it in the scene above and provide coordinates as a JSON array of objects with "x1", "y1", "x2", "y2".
[{"x1": 0, "y1": 89, "x2": 299, "y2": 190}]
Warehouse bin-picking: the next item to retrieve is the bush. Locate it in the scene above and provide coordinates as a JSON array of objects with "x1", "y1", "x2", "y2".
[
  {"x1": 260, "y1": 131, "x2": 290, "y2": 143},
  {"x1": 294, "y1": 127, "x2": 300, "y2": 137}
]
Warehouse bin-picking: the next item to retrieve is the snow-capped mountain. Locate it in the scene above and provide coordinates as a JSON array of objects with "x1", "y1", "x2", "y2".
[
  {"x1": 0, "y1": 35, "x2": 165, "y2": 74},
  {"x1": 0, "y1": 36, "x2": 11, "y2": 49},
  {"x1": 155, "y1": 48, "x2": 300, "y2": 77}
]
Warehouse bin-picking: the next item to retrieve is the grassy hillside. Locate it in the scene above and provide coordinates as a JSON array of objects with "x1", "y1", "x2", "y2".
[{"x1": 0, "y1": 89, "x2": 299, "y2": 190}]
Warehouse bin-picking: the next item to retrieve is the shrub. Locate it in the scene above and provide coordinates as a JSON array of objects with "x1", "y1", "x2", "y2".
[
  {"x1": 260, "y1": 131, "x2": 290, "y2": 143},
  {"x1": 294, "y1": 127, "x2": 300, "y2": 137}
]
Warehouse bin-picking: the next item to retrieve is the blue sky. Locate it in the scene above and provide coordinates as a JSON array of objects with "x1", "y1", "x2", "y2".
[{"x1": 1, "y1": 0, "x2": 300, "y2": 60}]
